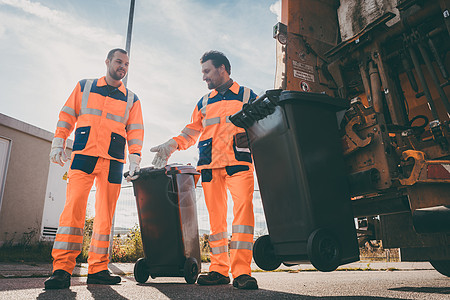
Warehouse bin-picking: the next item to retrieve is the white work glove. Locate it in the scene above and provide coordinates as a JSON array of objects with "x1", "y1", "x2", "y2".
[
  {"x1": 150, "y1": 139, "x2": 178, "y2": 168},
  {"x1": 126, "y1": 153, "x2": 141, "y2": 182},
  {"x1": 49, "y1": 137, "x2": 69, "y2": 166}
]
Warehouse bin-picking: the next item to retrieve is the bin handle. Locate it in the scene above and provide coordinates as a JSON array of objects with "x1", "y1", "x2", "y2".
[
  {"x1": 249, "y1": 89, "x2": 283, "y2": 106},
  {"x1": 124, "y1": 167, "x2": 199, "y2": 179},
  {"x1": 166, "y1": 168, "x2": 200, "y2": 175},
  {"x1": 123, "y1": 167, "x2": 163, "y2": 179}
]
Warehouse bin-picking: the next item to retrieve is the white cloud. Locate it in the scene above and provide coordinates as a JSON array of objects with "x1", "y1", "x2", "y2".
[
  {"x1": 270, "y1": 0, "x2": 281, "y2": 22},
  {"x1": 0, "y1": 0, "x2": 278, "y2": 168},
  {"x1": 0, "y1": 22, "x2": 5, "y2": 37},
  {"x1": 0, "y1": 0, "x2": 122, "y2": 44},
  {"x1": 0, "y1": 0, "x2": 125, "y2": 134}
]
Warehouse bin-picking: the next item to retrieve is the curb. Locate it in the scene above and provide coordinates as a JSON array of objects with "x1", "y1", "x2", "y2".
[{"x1": 0, "y1": 261, "x2": 433, "y2": 279}]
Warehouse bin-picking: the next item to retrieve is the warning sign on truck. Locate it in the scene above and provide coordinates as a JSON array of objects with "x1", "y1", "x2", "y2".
[
  {"x1": 293, "y1": 70, "x2": 315, "y2": 82},
  {"x1": 300, "y1": 81, "x2": 310, "y2": 92},
  {"x1": 293, "y1": 60, "x2": 314, "y2": 73}
]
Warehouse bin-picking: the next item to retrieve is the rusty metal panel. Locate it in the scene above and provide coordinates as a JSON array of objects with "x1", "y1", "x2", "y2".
[
  {"x1": 400, "y1": 246, "x2": 450, "y2": 261},
  {"x1": 284, "y1": 33, "x2": 326, "y2": 92},
  {"x1": 281, "y1": 0, "x2": 340, "y2": 93},
  {"x1": 337, "y1": 0, "x2": 400, "y2": 41},
  {"x1": 351, "y1": 192, "x2": 410, "y2": 218},
  {"x1": 406, "y1": 184, "x2": 450, "y2": 211},
  {"x1": 344, "y1": 112, "x2": 397, "y2": 191},
  {"x1": 380, "y1": 212, "x2": 449, "y2": 248},
  {"x1": 285, "y1": 0, "x2": 340, "y2": 44},
  {"x1": 399, "y1": 150, "x2": 450, "y2": 185}
]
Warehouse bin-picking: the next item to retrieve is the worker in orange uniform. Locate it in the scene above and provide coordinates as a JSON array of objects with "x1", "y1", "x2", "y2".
[
  {"x1": 44, "y1": 48, "x2": 144, "y2": 289},
  {"x1": 151, "y1": 51, "x2": 258, "y2": 290}
]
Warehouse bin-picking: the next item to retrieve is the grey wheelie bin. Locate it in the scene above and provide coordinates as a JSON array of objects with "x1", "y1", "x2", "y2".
[
  {"x1": 230, "y1": 90, "x2": 360, "y2": 272},
  {"x1": 126, "y1": 164, "x2": 201, "y2": 283}
]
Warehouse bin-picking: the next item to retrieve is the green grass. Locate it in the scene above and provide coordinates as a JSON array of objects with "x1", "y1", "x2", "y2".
[
  {"x1": 0, "y1": 220, "x2": 212, "y2": 264},
  {"x1": 0, "y1": 242, "x2": 53, "y2": 263},
  {"x1": 1, "y1": 223, "x2": 398, "y2": 267}
]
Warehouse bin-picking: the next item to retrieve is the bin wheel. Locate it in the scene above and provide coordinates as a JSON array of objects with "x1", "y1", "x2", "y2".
[
  {"x1": 430, "y1": 260, "x2": 450, "y2": 277},
  {"x1": 253, "y1": 235, "x2": 281, "y2": 271},
  {"x1": 184, "y1": 257, "x2": 199, "y2": 284},
  {"x1": 134, "y1": 258, "x2": 150, "y2": 283},
  {"x1": 307, "y1": 229, "x2": 341, "y2": 272}
]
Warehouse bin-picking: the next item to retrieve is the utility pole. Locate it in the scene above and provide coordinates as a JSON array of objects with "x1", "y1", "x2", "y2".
[{"x1": 123, "y1": 0, "x2": 136, "y2": 87}]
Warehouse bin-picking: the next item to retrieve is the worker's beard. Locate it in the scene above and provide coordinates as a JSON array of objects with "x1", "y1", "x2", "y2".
[
  {"x1": 206, "y1": 78, "x2": 221, "y2": 90},
  {"x1": 109, "y1": 68, "x2": 126, "y2": 81},
  {"x1": 207, "y1": 81, "x2": 217, "y2": 90}
]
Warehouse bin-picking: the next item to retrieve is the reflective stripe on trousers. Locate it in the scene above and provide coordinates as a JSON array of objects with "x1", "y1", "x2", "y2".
[
  {"x1": 51, "y1": 157, "x2": 121, "y2": 275},
  {"x1": 202, "y1": 166, "x2": 254, "y2": 278}
]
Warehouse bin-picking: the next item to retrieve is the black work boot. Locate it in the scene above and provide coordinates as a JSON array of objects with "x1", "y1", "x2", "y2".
[
  {"x1": 44, "y1": 269, "x2": 71, "y2": 289},
  {"x1": 232, "y1": 274, "x2": 258, "y2": 290},
  {"x1": 197, "y1": 271, "x2": 230, "y2": 285},
  {"x1": 87, "y1": 270, "x2": 121, "y2": 285}
]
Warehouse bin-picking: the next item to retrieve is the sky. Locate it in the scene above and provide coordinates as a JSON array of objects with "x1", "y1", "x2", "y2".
[{"x1": 0, "y1": 0, "x2": 281, "y2": 169}]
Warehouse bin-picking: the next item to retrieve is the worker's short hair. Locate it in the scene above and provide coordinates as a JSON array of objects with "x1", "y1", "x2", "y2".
[
  {"x1": 200, "y1": 51, "x2": 231, "y2": 75},
  {"x1": 107, "y1": 48, "x2": 128, "y2": 61}
]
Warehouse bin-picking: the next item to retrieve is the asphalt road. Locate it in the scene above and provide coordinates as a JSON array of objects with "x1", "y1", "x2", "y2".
[{"x1": 0, "y1": 269, "x2": 448, "y2": 300}]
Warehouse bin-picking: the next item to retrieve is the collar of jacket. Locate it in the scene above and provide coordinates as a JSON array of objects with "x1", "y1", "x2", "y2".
[
  {"x1": 209, "y1": 81, "x2": 240, "y2": 98},
  {"x1": 97, "y1": 76, "x2": 127, "y2": 95}
]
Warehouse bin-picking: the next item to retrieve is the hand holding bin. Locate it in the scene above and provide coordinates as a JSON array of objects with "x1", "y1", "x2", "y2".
[{"x1": 124, "y1": 164, "x2": 201, "y2": 284}]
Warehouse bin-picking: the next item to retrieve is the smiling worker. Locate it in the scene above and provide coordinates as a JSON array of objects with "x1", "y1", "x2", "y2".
[
  {"x1": 151, "y1": 50, "x2": 258, "y2": 290},
  {"x1": 45, "y1": 48, "x2": 144, "y2": 289}
]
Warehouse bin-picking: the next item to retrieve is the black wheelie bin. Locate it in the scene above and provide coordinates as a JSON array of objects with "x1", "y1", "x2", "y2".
[
  {"x1": 230, "y1": 90, "x2": 360, "y2": 272},
  {"x1": 126, "y1": 164, "x2": 201, "y2": 283}
]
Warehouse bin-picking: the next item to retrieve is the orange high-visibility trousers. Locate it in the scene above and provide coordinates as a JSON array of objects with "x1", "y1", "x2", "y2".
[
  {"x1": 52, "y1": 156, "x2": 122, "y2": 275},
  {"x1": 201, "y1": 165, "x2": 254, "y2": 278}
]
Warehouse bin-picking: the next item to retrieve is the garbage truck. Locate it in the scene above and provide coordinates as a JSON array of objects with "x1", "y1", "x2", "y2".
[{"x1": 246, "y1": 0, "x2": 450, "y2": 276}]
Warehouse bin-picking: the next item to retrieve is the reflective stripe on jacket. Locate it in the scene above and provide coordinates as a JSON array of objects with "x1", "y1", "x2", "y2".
[
  {"x1": 173, "y1": 81, "x2": 257, "y2": 170},
  {"x1": 54, "y1": 76, "x2": 144, "y2": 163}
]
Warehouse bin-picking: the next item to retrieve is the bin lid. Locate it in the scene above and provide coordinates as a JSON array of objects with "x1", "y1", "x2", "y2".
[
  {"x1": 165, "y1": 163, "x2": 199, "y2": 175},
  {"x1": 127, "y1": 164, "x2": 199, "y2": 179},
  {"x1": 278, "y1": 91, "x2": 349, "y2": 111},
  {"x1": 132, "y1": 166, "x2": 165, "y2": 177}
]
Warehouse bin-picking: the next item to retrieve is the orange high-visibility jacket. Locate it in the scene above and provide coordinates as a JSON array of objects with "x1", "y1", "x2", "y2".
[
  {"x1": 173, "y1": 82, "x2": 257, "y2": 170},
  {"x1": 54, "y1": 76, "x2": 144, "y2": 163}
]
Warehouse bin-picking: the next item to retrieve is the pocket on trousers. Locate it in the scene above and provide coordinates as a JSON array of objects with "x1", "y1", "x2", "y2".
[
  {"x1": 70, "y1": 154, "x2": 98, "y2": 174},
  {"x1": 198, "y1": 138, "x2": 212, "y2": 166},
  {"x1": 73, "y1": 126, "x2": 91, "y2": 151},
  {"x1": 225, "y1": 165, "x2": 250, "y2": 176},
  {"x1": 108, "y1": 132, "x2": 126, "y2": 160},
  {"x1": 201, "y1": 169, "x2": 212, "y2": 182},
  {"x1": 108, "y1": 160, "x2": 123, "y2": 184}
]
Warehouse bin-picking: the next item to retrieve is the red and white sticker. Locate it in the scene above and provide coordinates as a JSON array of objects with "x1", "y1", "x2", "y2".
[
  {"x1": 300, "y1": 81, "x2": 310, "y2": 92},
  {"x1": 427, "y1": 164, "x2": 450, "y2": 179}
]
